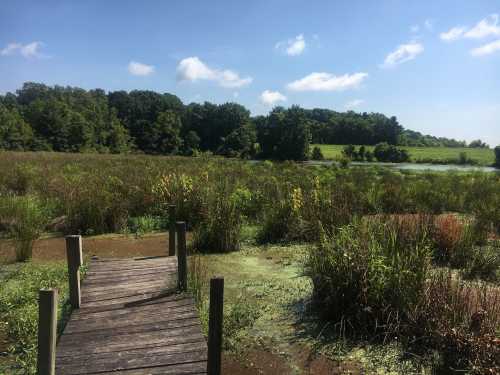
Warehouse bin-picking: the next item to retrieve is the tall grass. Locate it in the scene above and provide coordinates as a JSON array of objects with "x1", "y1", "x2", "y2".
[{"x1": 0, "y1": 195, "x2": 50, "y2": 261}]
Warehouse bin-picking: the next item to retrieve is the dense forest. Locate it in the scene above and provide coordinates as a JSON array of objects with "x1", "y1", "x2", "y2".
[{"x1": 0, "y1": 82, "x2": 490, "y2": 160}]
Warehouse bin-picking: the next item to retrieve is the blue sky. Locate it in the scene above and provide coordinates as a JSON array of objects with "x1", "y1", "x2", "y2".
[{"x1": 1, "y1": 0, "x2": 499, "y2": 145}]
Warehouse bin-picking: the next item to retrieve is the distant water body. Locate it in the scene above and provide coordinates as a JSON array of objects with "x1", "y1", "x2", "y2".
[{"x1": 301, "y1": 160, "x2": 498, "y2": 172}]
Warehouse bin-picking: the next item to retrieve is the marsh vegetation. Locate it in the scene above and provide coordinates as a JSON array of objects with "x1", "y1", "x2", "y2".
[{"x1": 0, "y1": 151, "x2": 498, "y2": 374}]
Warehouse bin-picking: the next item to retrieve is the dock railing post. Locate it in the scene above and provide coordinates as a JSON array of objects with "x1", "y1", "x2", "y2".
[
  {"x1": 65, "y1": 235, "x2": 82, "y2": 308},
  {"x1": 176, "y1": 221, "x2": 187, "y2": 291},
  {"x1": 207, "y1": 277, "x2": 224, "y2": 375},
  {"x1": 168, "y1": 204, "x2": 176, "y2": 256},
  {"x1": 37, "y1": 289, "x2": 57, "y2": 375}
]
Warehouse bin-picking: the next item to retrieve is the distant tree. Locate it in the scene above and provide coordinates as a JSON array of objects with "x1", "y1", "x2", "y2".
[
  {"x1": 182, "y1": 130, "x2": 201, "y2": 156},
  {"x1": 256, "y1": 106, "x2": 311, "y2": 160},
  {"x1": 218, "y1": 124, "x2": 256, "y2": 158},
  {"x1": 342, "y1": 145, "x2": 356, "y2": 159},
  {"x1": 494, "y1": 146, "x2": 500, "y2": 167},
  {"x1": 144, "y1": 110, "x2": 182, "y2": 154},
  {"x1": 358, "y1": 145, "x2": 366, "y2": 161},
  {"x1": 373, "y1": 142, "x2": 410, "y2": 163},
  {"x1": 0, "y1": 105, "x2": 33, "y2": 150},
  {"x1": 365, "y1": 150, "x2": 374, "y2": 162},
  {"x1": 469, "y1": 139, "x2": 489, "y2": 148},
  {"x1": 311, "y1": 146, "x2": 324, "y2": 160}
]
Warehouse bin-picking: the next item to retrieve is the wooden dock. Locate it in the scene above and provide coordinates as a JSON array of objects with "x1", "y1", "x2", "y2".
[{"x1": 55, "y1": 256, "x2": 208, "y2": 374}]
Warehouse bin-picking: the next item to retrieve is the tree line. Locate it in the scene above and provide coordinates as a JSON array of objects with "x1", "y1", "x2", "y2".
[{"x1": 0, "y1": 82, "x2": 491, "y2": 160}]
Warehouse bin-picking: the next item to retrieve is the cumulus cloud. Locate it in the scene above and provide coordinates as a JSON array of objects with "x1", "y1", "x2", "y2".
[
  {"x1": 1, "y1": 41, "x2": 44, "y2": 58},
  {"x1": 275, "y1": 34, "x2": 306, "y2": 56},
  {"x1": 345, "y1": 99, "x2": 365, "y2": 109},
  {"x1": 128, "y1": 61, "x2": 155, "y2": 76},
  {"x1": 440, "y1": 27, "x2": 466, "y2": 41},
  {"x1": 260, "y1": 90, "x2": 287, "y2": 105},
  {"x1": 382, "y1": 42, "x2": 424, "y2": 67},
  {"x1": 287, "y1": 72, "x2": 368, "y2": 92},
  {"x1": 440, "y1": 14, "x2": 500, "y2": 42},
  {"x1": 464, "y1": 14, "x2": 500, "y2": 39},
  {"x1": 470, "y1": 39, "x2": 500, "y2": 56},
  {"x1": 176, "y1": 56, "x2": 252, "y2": 88}
]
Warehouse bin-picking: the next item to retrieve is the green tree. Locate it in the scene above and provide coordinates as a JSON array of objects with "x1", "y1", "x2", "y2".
[
  {"x1": 144, "y1": 110, "x2": 182, "y2": 154},
  {"x1": 493, "y1": 146, "x2": 500, "y2": 167},
  {"x1": 311, "y1": 146, "x2": 324, "y2": 160},
  {"x1": 0, "y1": 105, "x2": 33, "y2": 150}
]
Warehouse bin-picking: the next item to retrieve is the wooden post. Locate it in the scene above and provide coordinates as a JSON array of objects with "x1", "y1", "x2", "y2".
[
  {"x1": 37, "y1": 289, "x2": 57, "y2": 375},
  {"x1": 65, "y1": 235, "x2": 82, "y2": 308},
  {"x1": 168, "y1": 204, "x2": 176, "y2": 256},
  {"x1": 176, "y1": 221, "x2": 187, "y2": 291},
  {"x1": 207, "y1": 277, "x2": 224, "y2": 375}
]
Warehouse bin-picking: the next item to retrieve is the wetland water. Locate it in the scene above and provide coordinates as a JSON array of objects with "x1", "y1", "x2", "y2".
[{"x1": 302, "y1": 160, "x2": 499, "y2": 172}]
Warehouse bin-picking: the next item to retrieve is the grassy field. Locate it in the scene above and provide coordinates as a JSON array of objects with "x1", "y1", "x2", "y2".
[{"x1": 314, "y1": 144, "x2": 496, "y2": 165}]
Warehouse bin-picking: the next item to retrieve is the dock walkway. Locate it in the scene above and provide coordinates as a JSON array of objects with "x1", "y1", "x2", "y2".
[{"x1": 55, "y1": 256, "x2": 208, "y2": 375}]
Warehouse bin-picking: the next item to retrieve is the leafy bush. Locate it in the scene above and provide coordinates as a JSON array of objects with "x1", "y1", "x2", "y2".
[
  {"x1": 0, "y1": 195, "x2": 50, "y2": 261},
  {"x1": 494, "y1": 145, "x2": 500, "y2": 167},
  {"x1": 373, "y1": 142, "x2": 410, "y2": 163},
  {"x1": 311, "y1": 146, "x2": 324, "y2": 160},
  {"x1": 192, "y1": 182, "x2": 242, "y2": 253},
  {"x1": 126, "y1": 215, "x2": 163, "y2": 237},
  {"x1": 305, "y1": 220, "x2": 431, "y2": 336},
  {"x1": 462, "y1": 244, "x2": 500, "y2": 282}
]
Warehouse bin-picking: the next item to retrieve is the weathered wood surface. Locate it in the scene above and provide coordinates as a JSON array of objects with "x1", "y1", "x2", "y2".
[{"x1": 55, "y1": 256, "x2": 207, "y2": 375}]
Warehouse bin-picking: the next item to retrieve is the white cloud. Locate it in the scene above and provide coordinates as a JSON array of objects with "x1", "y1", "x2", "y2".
[
  {"x1": 440, "y1": 27, "x2": 466, "y2": 41},
  {"x1": 464, "y1": 14, "x2": 500, "y2": 39},
  {"x1": 260, "y1": 90, "x2": 287, "y2": 105},
  {"x1": 176, "y1": 56, "x2": 252, "y2": 88},
  {"x1": 287, "y1": 72, "x2": 368, "y2": 92},
  {"x1": 128, "y1": 61, "x2": 155, "y2": 76},
  {"x1": 276, "y1": 34, "x2": 306, "y2": 56},
  {"x1": 411, "y1": 25, "x2": 420, "y2": 33},
  {"x1": 440, "y1": 14, "x2": 500, "y2": 42},
  {"x1": 1, "y1": 41, "x2": 44, "y2": 58},
  {"x1": 470, "y1": 39, "x2": 500, "y2": 56},
  {"x1": 382, "y1": 42, "x2": 424, "y2": 67},
  {"x1": 345, "y1": 99, "x2": 364, "y2": 109}
]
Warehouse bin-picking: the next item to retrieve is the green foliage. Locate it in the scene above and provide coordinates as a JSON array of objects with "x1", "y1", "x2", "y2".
[
  {"x1": 305, "y1": 220, "x2": 431, "y2": 336},
  {"x1": 373, "y1": 142, "x2": 410, "y2": 162},
  {"x1": 494, "y1": 145, "x2": 500, "y2": 167},
  {"x1": 126, "y1": 215, "x2": 163, "y2": 237},
  {"x1": 0, "y1": 262, "x2": 69, "y2": 374},
  {"x1": 311, "y1": 146, "x2": 324, "y2": 160},
  {"x1": 0, "y1": 195, "x2": 50, "y2": 261},
  {"x1": 192, "y1": 181, "x2": 242, "y2": 253},
  {"x1": 256, "y1": 106, "x2": 311, "y2": 160},
  {"x1": 462, "y1": 244, "x2": 500, "y2": 282}
]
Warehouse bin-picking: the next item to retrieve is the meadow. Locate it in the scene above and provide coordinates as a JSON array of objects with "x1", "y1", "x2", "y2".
[
  {"x1": 0, "y1": 151, "x2": 499, "y2": 374},
  {"x1": 314, "y1": 144, "x2": 496, "y2": 165}
]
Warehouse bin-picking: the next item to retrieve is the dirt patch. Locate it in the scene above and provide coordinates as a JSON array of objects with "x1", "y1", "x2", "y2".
[
  {"x1": 0, "y1": 232, "x2": 178, "y2": 264},
  {"x1": 222, "y1": 347, "x2": 363, "y2": 375}
]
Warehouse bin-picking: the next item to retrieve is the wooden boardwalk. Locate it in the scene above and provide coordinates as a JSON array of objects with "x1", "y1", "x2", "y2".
[{"x1": 55, "y1": 256, "x2": 208, "y2": 375}]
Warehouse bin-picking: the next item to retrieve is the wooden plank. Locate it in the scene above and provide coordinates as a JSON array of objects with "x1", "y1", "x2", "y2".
[
  {"x1": 59, "y1": 317, "x2": 201, "y2": 344},
  {"x1": 55, "y1": 255, "x2": 207, "y2": 374},
  {"x1": 57, "y1": 349, "x2": 207, "y2": 375}
]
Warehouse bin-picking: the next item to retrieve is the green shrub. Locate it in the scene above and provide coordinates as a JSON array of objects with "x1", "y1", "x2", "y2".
[
  {"x1": 311, "y1": 146, "x2": 324, "y2": 160},
  {"x1": 0, "y1": 195, "x2": 50, "y2": 261},
  {"x1": 192, "y1": 182, "x2": 242, "y2": 253},
  {"x1": 305, "y1": 220, "x2": 431, "y2": 336},
  {"x1": 462, "y1": 244, "x2": 500, "y2": 282},
  {"x1": 126, "y1": 215, "x2": 162, "y2": 237}
]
